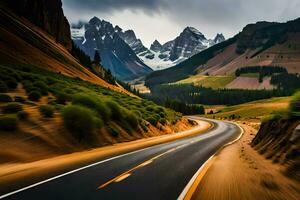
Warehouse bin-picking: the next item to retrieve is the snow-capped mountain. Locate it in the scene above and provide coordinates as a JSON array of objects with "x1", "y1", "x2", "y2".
[
  {"x1": 71, "y1": 17, "x2": 152, "y2": 81},
  {"x1": 71, "y1": 17, "x2": 225, "y2": 72},
  {"x1": 139, "y1": 27, "x2": 225, "y2": 70}
]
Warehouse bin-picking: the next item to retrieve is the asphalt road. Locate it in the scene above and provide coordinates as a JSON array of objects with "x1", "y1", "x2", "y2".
[{"x1": 0, "y1": 117, "x2": 242, "y2": 200}]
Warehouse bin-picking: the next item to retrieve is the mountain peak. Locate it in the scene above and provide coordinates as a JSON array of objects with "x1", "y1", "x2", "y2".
[
  {"x1": 214, "y1": 33, "x2": 225, "y2": 43},
  {"x1": 150, "y1": 40, "x2": 162, "y2": 52},
  {"x1": 114, "y1": 25, "x2": 122, "y2": 33},
  {"x1": 89, "y1": 16, "x2": 101, "y2": 24},
  {"x1": 184, "y1": 27, "x2": 204, "y2": 36}
]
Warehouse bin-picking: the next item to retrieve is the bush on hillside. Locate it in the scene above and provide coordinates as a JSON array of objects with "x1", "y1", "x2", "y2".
[
  {"x1": 159, "y1": 118, "x2": 167, "y2": 125},
  {"x1": 14, "y1": 96, "x2": 26, "y2": 103},
  {"x1": 39, "y1": 105, "x2": 55, "y2": 118},
  {"x1": 17, "y1": 111, "x2": 29, "y2": 120},
  {"x1": 93, "y1": 117, "x2": 104, "y2": 129},
  {"x1": 28, "y1": 91, "x2": 42, "y2": 101},
  {"x1": 62, "y1": 105, "x2": 96, "y2": 141},
  {"x1": 124, "y1": 110, "x2": 139, "y2": 129},
  {"x1": 107, "y1": 126, "x2": 119, "y2": 138},
  {"x1": 0, "y1": 115, "x2": 18, "y2": 131},
  {"x1": 72, "y1": 94, "x2": 110, "y2": 120},
  {"x1": 6, "y1": 78, "x2": 18, "y2": 89},
  {"x1": 106, "y1": 101, "x2": 122, "y2": 121},
  {"x1": 146, "y1": 116, "x2": 158, "y2": 126},
  {"x1": 0, "y1": 94, "x2": 13, "y2": 102},
  {"x1": 290, "y1": 92, "x2": 300, "y2": 112},
  {"x1": 0, "y1": 81, "x2": 8, "y2": 93},
  {"x1": 33, "y1": 81, "x2": 48, "y2": 95},
  {"x1": 2, "y1": 103, "x2": 23, "y2": 113},
  {"x1": 54, "y1": 92, "x2": 69, "y2": 105}
]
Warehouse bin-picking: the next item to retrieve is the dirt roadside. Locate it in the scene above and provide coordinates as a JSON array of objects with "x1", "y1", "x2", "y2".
[
  {"x1": 191, "y1": 122, "x2": 300, "y2": 200},
  {"x1": 0, "y1": 119, "x2": 211, "y2": 193}
]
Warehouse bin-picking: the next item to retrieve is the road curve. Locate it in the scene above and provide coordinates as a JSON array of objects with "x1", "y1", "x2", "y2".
[{"x1": 0, "y1": 117, "x2": 242, "y2": 200}]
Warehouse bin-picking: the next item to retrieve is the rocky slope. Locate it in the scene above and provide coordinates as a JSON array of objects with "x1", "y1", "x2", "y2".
[
  {"x1": 2, "y1": 0, "x2": 72, "y2": 50},
  {"x1": 71, "y1": 17, "x2": 153, "y2": 81},
  {"x1": 0, "y1": 0, "x2": 127, "y2": 93},
  {"x1": 145, "y1": 18, "x2": 300, "y2": 86}
]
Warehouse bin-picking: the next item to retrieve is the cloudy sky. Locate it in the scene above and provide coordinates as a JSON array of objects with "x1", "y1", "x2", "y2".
[{"x1": 62, "y1": 0, "x2": 300, "y2": 47}]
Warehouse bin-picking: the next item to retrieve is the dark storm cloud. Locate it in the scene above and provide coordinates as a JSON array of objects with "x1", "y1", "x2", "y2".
[
  {"x1": 62, "y1": 0, "x2": 166, "y2": 13},
  {"x1": 62, "y1": 0, "x2": 300, "y2": 45}
]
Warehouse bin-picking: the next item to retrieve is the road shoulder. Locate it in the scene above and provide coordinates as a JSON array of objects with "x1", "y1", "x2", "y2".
[{"x1": 191, "y1": 122, "x2": 300, "y2": 200}]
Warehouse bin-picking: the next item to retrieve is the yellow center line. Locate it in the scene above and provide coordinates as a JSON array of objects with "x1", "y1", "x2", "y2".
[
  {"x1": 114, "y1": 173, "x2": 132, "y2": 183},
  {"x1": 97, "y1": 140, "x2": 197, "y2": 190}
]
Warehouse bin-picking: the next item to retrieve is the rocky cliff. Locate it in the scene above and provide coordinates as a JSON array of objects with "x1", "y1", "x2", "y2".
[
  {"x1": 71, "y1": 17, "x2": 153, "y2": 81},
  {"x1": 3, "y1": 0, "x2": 72, "y2": 50}
]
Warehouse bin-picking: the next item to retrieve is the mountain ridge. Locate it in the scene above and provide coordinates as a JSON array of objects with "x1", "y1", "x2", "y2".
[
  {"x1": 71, "y1": 17, "x2": 153, "y2": 81},
  {"x1": 145, "y1": 18, "x2": 300, "y2": 86},
  {"x1": 71, "y1": 18, "x2": 225, "y2": 71}
]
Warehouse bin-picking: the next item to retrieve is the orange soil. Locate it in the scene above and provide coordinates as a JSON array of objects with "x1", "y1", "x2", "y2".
[
  {"x1": 0, "y1": 120, "x2": 211, "y2": 189},
  {"x1": 192, "y1": 122, "x2": 300, "y2": 200}
]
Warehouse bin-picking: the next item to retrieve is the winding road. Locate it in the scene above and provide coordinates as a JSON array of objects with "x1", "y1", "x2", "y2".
[{"x1": 0, "y1": 117, "x2": 242, "y2": 200}]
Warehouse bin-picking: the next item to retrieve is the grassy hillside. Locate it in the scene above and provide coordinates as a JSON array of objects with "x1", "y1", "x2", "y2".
[
  {"x1": 0, "y1": 64, "x2": 186, "y2": 163},
  {"x1": 176, "y1": 75, "x2": 235, "y2": 89},
  {"x1": 204, "y1": 97, "x2": 290, "y2": 121}
]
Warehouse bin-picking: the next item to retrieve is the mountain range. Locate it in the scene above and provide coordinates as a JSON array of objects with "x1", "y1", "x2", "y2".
[
  {"x1": 145, "y1": 18, "x2": 300, "y2": 87},
  {"x1": 139, "y1": 28, "x2": 225, "y2": 70},
  {"x1": 71, "y1": 17, "x2": 153, "y2": 81},
  {"x1": 71, "y1": 17, "x2": 225, "y2": 79}
]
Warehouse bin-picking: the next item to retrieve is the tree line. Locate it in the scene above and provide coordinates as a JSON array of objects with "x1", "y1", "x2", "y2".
[
  {"x1": 235, "y1": 66, "x2": 287, "y2": 82},
  {"x1": 147, "y1": 84, "x2": 292, "y2": 106}
]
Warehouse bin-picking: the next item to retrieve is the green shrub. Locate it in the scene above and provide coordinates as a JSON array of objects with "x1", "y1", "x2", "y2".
[
  {"x1": 106, "y1": 101, "x2": 122, "y2": 120},
  {"x1": 46, "y1": 77, "x2": 57, "y2": 85},
  {"x1": 124, "y1": 110, "x2": 139, "y2": 129},
  {"x1": 93, "y1": 117, "x2": 104, "y2": 129},
  {"x1": 289, "y1": 92, "x2": 300, "y2": 116},
  {"x1": 33, "y1": 81, "x2": 48, "y2": 95},
  {"x1": 55, "y1": 92, "x2": 69, "y2": 105},
  {"x1": 140, "y1": 121, "x2": 148, "y2": 132},
  {"x1": 107, "y1": 126, "x2": 119, "y2": 137},
  {"x1": 6, "y1": 78, "x2": 18, "y2": 89},
  {"x1": 0, "y1": 115, "x2": 18, "y2": 131},
  {"x1": 14, "y1": 96, "x2": 25, "y2": 103},
  {"x1": 159, "y1": 112, "x2": 167, "y2": 118},
  {"x1": 0, "y1": 94, "x2": 13, "y2": 102},
  {"x1": 72, "y1": 94, "x2": 111, "y2": 120},
  {"x1": 153, "y1": 114, "x2": 161, "y2": 122},
  {"x1": 0, "y1": 81, "x2": 8, "y2": 92},
  {"x1": 146, "y1": 117, "x2": 158, "y2": 126},
  {"x1": 39, "y1": 105, "x2": 55, "y2": 118},
  {"x1": 2, "y1": 103, "x2": 23, "y2": 113},
  {"x1": 146, "y1": 106, "x2": 154, "y2": 112},
  {"x1": 28, "y1": 91, "x2": 42, "y2": 101},
  {"x1": 17, "y1": 111, "x2": 29, "y2": 120},
  {"x1": 22, "y1": 80, "x2": 32, "y2": 88},
  {"x1": 159, "y1": 118, "x2": 167, "y2": 125},
  {"x1": 62, "y1": 105, "x2": 96, "y2": 141}
]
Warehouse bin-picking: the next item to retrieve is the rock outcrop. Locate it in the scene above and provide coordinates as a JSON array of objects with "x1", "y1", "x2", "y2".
[{"x1": 3, "y1": 0, "x2": 72, "y2": 50}]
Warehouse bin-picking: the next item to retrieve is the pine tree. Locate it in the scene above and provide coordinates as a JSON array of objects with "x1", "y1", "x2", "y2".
[{"x1": 94, "y1": 50, "x2": 101, "y2": 65}]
